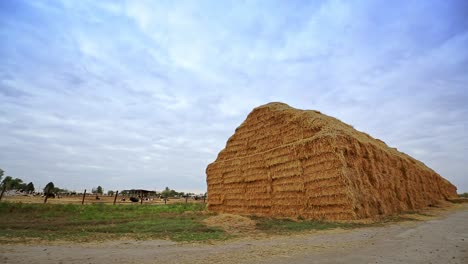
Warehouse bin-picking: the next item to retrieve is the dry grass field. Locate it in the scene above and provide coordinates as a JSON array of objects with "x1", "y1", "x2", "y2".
[{"x1": 1, "y1": 194, "x2": 205, "y2": 205}]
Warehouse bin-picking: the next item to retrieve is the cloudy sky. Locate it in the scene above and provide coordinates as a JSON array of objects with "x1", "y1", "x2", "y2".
[{"x1": 1, "y1": 0, "x2": 467, "y2": 193}]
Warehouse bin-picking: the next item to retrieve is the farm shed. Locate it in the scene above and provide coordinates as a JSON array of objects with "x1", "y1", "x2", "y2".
[{"x1": 206, "y1": 102, "x2": 457, "y2": 220}]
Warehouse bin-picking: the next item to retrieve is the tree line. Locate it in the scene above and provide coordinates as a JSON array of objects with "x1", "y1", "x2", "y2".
[
  {"x1": 0, "y1": 168, "x2": 68, "y2": 196},
  {"x1": 1, "y1": 168, "x2": 204, "y2": 199},
  {"x1": 0, "y1": 168, "x2": 35, "y2": 193}
]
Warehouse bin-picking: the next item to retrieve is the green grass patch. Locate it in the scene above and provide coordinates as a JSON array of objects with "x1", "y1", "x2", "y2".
[
  {"x1": 1, "y1": 202, "x2": 425, "y2": 243},
  {"x1": 0, "y1": 202, "x2": 227, "y2": 242}
]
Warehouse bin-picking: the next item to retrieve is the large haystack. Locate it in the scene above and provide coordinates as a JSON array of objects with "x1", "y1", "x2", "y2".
[{"x1": 206, "y1": 102, "x2": 457, "y2": 220}]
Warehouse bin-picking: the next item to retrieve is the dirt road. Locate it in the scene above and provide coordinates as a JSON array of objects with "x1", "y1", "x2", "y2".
[{"x1": 1, "y1": 206, "x2": 467, "y2": 264}]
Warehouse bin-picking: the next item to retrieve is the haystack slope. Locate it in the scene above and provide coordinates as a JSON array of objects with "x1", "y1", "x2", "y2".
[{"x1": 206, "y1": 102, "x2": 457, "y2": 220}]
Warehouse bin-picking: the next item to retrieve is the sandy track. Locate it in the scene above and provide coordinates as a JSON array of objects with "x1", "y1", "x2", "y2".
[{"x1": 1, "y1": 205, "x2": 467, "y2": 264}]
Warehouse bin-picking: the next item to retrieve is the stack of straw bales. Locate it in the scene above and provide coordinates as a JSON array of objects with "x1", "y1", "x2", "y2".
[{"x1": 206, "y1": 102, "x2": 457, "y2": 220}]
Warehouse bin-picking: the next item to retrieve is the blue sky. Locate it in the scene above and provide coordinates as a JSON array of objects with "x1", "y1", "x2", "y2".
[{"x1": 0, "y1": 0, "x2": 467, "y2": 193}]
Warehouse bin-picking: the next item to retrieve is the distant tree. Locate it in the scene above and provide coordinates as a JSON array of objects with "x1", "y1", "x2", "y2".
[
  {"x1": 161, "y1": 187, "x2": 184, "y2": 198},
  {"x1": 0, "y1": 177, "x2": 24, "y2": 191},
  {"x1": 161, "y1": 187, "x2": 171, "y2": 197},
  {"x1": 107, "y1": 190, "x2": 114, "y2": 196},
  {"x1": 18, "y1": 182, "x2": 28, "y2": 192},
  {"x1": 0, "y1": 172, "x2": 26, "y2": 190},
  {"x1": 11, "y1": 178, "x2": 24, "y2": 190},
  {"x1": 1, "y1": 176, "x2": 13, "y2": 190},
  {"x1": 91, "y1": 187, "x2": 97, "y2": 194},
  {"x1": 26, "y1": 182, "x2": 35, "y2": 193},
  {"x1": 43, "y1": 182, "x2": 55, "y2": 203},
  {"x1": 44, "y1": 182, "x2": 55, "y2": 195},
  {"x1": 0, "y1": 172, "x2": 32, "y2": 195},
  {"x1": 96, "y1": 186, "x2": 103, "y2": 195}
]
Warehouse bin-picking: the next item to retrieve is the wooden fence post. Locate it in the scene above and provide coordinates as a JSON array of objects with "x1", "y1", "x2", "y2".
[
  {"x1": 81, "y1": 189, "x2": 86, "y2": 205},
  {"x1": 113, "y1": 190, "x2": 119, "y2": 205}
]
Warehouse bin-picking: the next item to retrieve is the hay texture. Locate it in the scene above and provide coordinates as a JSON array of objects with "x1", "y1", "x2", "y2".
[
  {"x1": 203, "y1": 214, "x2": 256, "y2": 234},
  {"x1": 206, "y1": 102, "x2": 457, "y2": 220}
]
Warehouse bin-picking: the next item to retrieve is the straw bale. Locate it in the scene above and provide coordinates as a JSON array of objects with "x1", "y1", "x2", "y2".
[{"x1": 206, "y1": 102, "x2": 457, "y2": 220}]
